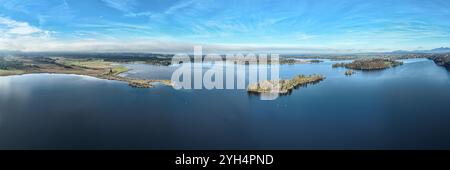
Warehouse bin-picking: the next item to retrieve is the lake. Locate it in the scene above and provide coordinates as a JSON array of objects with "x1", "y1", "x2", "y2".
[{"x1": 1, "y1": 58, "x2": 450, "y2": 149}]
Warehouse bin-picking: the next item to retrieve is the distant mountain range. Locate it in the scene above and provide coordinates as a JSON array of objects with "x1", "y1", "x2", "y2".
[{"x1": 390, "y1": 47, "x2": 450, "y2": 54}]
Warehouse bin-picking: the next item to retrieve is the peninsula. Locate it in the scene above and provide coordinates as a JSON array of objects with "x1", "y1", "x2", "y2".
[
  {"x1": 0, "y1": 56, "x2": 171, "y2": 88},
  {"x1": 428, "y1": 54, "x2": 450, "y2": 70}
]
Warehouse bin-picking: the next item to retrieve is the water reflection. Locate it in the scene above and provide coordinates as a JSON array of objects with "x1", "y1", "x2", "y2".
[{"x1": 0, "y1": 58, "x2": 450, "y2": 149}]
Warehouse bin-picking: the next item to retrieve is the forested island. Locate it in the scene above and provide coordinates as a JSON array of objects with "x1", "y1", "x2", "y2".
[
  {"x1": 247, "y1": 74, "x2": 325, "y2": 94},
  {"x1": 281, "y1": 59, "x2": 323, "y2": 64},
  {"x1": 332, "y1": 58, "x2": 403, "y2": 70}
]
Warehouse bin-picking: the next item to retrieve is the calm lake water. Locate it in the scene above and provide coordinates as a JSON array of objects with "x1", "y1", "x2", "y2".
[{"x1": 1, "y1": 58, "x2": 450, "y2": 149}]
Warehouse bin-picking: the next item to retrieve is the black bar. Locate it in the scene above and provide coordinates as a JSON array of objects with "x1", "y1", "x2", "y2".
[{"x1": 1, "y1": 150, "x2": 450, "y2": 169}]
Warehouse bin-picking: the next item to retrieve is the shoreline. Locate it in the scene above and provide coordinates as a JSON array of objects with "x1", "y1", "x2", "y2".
[
  {"x1": 0, "y1": 57, "x2": 172, "y2": 88},
  {"x1": 0, "y1": 71, "x2": 172, "y2": 88}
]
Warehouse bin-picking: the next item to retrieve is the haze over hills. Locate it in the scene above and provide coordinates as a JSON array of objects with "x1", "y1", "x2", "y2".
[
  {"x1": 1, "y1": 47, "x2": 450, "y2": 56},
  {"x1": 390, "y1": 47, "x2": 450, "y2": 54}
]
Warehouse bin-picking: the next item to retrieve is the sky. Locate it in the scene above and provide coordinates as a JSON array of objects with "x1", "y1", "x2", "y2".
[{"x1": 0, "y1": 0, "x2": 450, "y2": 53}]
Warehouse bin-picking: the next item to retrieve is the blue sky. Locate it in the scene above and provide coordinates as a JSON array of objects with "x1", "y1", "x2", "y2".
[{"x1": 0, "y1": 0, "x2": 450, "y2": 53}]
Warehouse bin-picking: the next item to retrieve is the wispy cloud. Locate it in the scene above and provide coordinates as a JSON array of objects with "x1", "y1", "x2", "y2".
[
  {"x1": 0, "y1": 0, "x2": 39, "y2": 14},
  {"x1": 0, "y1": 0, "x2": 74, "y2": 28},
  {"x1": 0, "y1": 17, "x2": 349, "y2": 53},
  {"x1": 1, "y1": 0, "x2": 450, "y2": 53},
  {"x1": 101, "y1": 0, "x2": 136, "y2": 13},
  {"x1": 122, "y1": 0, "x2": 200, "y2": 19},
  {"x1": 164, "y1": 0, "x2": 197, "y2": 15},
  {"x1": 294, "y1": 32, "x2": 316, "y2": 40}
]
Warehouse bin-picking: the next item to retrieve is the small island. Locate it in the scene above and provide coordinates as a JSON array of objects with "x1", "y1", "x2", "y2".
[
  {"x1": 247, "y1": 74, "x2": 325, "y2": 94},
  {"x1": 281, "y1": 59, "x2": 324, "y2": 64},
  {"x1": 332, "y1": 58, "x2": 403, "y2": 70},
  {"x1": 127, "y1": 79, "x2": 172, "y2": 88},
  {"x1": 345, "y1": 70, "x2": 355, "y2": 76}
]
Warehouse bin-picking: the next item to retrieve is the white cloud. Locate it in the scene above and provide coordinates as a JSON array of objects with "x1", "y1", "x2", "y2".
[
  {"x1": 0, "y1": 17, "x2": 51, "y2": 51},
  {"x1": 0, "y1": 17, "x2": 49, "y2": 36}
]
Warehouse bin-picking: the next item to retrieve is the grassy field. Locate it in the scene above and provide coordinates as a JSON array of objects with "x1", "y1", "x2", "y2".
[
  {"x1": 55, "y1": 58, "x2": 129, "y2": 75},
  {"x1": 110, "y1": 65, "x2": 128, "y2": 75},
  {"x1": 61, "y1": 59, "x2": 113, "y2": 69},
  {"x1": 0, "y1": 69, "x2": 26, "y2": 76}
]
